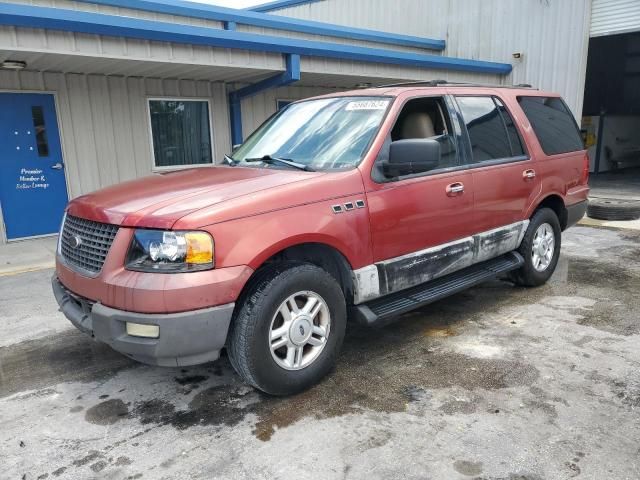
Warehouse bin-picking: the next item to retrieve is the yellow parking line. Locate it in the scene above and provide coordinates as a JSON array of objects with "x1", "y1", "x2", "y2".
[
  {"x1": 0, "y1": 264, "x2": 55, "y2": 277},
  {"x1": 578, "y1": 217, "x2": 640, "y2": 231}
]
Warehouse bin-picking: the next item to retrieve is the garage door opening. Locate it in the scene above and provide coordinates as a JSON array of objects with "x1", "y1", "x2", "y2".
[
  {"x1": 581, "y1": 30, "x2": 640, "y2": 210},
  {"x1": 582, "y1": 31, "x2": 640, "y2": 175}
]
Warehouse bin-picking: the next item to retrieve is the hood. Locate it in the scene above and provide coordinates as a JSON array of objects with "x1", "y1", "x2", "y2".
[{"x1": 66, "y1": 166, "x2": 324, "y2": 229}]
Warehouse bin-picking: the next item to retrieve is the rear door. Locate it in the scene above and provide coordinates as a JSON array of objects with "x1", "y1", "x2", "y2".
[
  {"x1": 453, "y1": 94, "x2": 539, "y2": 234},
  {"x1": 516, "y1": 95, "x2": 588, "y2": 207}
]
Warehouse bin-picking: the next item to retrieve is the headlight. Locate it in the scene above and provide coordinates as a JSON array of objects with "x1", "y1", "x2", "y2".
[{"x1": 126, "y1": 230, "x2": 214, "y2": 272}]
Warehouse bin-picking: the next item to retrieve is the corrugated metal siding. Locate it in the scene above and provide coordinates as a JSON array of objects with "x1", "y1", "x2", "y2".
[
  {"x1": 2, "y1": 0, "x2": 285, "y2": 73},
  {"x1": 0, "y1": 71, "x2": 231, "y2": 198},
  {"x1": 591, "y1": 0, "x2": 640, "y2": 37},
  {"x1": 0, "y1": 70, "x2": 340, "y2": 242},
  {"x1": 15, "y1": 0, "x2": 224, "y2": 28},
  {"x1": 0, "y1": 0, "x2": 516, "y2": 94},
  {"x1": 0, "y1": 0, "x2": 508, "y2": 87},
  {"x1": 239, "y1": 84, "x2": 339, "y2": 135},
  {"x1": 270, "y1": 0, "x2": 592, "y2": 118}
]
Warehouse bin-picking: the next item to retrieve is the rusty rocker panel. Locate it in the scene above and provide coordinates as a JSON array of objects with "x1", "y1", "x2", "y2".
[{"x1": 351, "y1": 220, "x2": 528, "y2": 304}]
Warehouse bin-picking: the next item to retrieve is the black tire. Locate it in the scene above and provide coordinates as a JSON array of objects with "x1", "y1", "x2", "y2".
[
  {"x1": 587, "y1": 198, "x2": 640, "y2": 221},
  {"x1": 510, "y1": 208, "x2": 562, "y2": 287},
  {"x1": 227, "y1": 263, "x2": 346, "y2": 395}
]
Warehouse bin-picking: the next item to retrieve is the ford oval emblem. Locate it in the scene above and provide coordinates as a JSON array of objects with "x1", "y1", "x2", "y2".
[{"x1": 69, "y1": 235, "x2": 83, "y2": 249}]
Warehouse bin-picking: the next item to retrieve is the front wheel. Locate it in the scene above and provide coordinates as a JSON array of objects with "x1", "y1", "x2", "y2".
[
  {"x1": 510, "y1": 208, "x2": 562, "y2": 287},
  {"x1": 227, "y1": 263, "x2": 346, "y2": 395}
]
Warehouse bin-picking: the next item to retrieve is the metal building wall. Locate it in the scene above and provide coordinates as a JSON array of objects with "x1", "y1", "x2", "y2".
[
  {"x1": 0, "y1": 70, "x2": 339, "y2": 242},
  {"x1": 1, "y1": 0, "x2": 284, "y2": 76},
  {"x1": 267, "y1": 0, "x2": 593, "y2": 118},
  {"x1": 239, "y1": 84, "x2": 340, "y2": 137},
  {"x1": 0, "y1": 70, "x2": 230, "y2": 242},
  {"x1": 591, "y1": 0, "x2": 640, "y2": 37},
  {"x1": 0, "y1": 0, "x2": 515, "y2": 90}
]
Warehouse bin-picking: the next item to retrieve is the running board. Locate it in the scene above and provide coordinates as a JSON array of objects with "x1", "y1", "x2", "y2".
[{"x1": 354, "y1": 252, "x2": 524, "y2": 326}]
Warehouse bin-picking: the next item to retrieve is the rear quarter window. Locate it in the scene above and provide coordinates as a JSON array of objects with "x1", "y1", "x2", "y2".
[{"x1": 517, "y1": 96, "x2": 584, "y2": 155}]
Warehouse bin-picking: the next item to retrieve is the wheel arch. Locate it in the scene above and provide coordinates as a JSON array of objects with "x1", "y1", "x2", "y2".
[
  {"x1": 530, "y1": 193, "x2": 568, "y2": 230},
  {"x1": 241, "y1": 240, "x2": 356, "y2": 305}
]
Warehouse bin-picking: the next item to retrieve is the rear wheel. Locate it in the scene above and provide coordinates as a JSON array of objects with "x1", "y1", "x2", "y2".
[
  {"x1": 510, "y1": 208, "x2": 561, "y2": 287},
  {"x1": 228, "y1": 263, "x2": 346, "y2": 395}
]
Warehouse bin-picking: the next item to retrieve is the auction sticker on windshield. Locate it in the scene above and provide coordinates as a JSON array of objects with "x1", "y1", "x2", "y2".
[{"x1": 345, "y1": 100, "x2": 389, "y2": 111}]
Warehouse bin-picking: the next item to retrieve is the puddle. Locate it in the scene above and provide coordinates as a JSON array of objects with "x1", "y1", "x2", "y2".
[
  {"x1": 5, "y1": 232, "x2": 639, "y2": 446},
  {"x1": 453, "y1": 459, "x2": 483, "y2": 476},
  {"x1": 566, "y1": 257, "x2": 637, "y2": 291},
  {"x1": 85, "y1": 399, "x2": 129, "y2": 425},
  {"x1": 83, "y1": 330, "x2": 539, "y2": 441},
  {"x1": 423, "y1": 326, "x2": 457, "y2": 337},
  {"x1": 562, "y1": 257, "x2": 640, "y2": 336},
  {"x1": 0, "y1": 330, "x2": 135, "y2": 398}
]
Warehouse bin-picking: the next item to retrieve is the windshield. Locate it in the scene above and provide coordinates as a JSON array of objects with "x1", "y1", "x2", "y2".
[{"x1": 231, "y1": 96, "x2": 391, "y2": 171}]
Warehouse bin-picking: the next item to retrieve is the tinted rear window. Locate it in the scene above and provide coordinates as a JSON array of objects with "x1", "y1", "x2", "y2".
[{"x1": 517, "y1": 96, "x2": 584, "y2": 155}]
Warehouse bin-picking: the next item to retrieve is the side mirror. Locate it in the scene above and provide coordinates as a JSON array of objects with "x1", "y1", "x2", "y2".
[{"x1": 383, "y1": 139, "x2": 441, "y2": 177}]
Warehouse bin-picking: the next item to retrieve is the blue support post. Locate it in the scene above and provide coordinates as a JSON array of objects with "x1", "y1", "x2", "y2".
[{"x1": 229, "y1": 53, "x2": 301, "y2": 147}]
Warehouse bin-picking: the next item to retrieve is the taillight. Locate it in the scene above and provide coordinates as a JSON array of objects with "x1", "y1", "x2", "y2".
[{"x1": 581, "y1": 152, "x2": 590, "y2": 185}]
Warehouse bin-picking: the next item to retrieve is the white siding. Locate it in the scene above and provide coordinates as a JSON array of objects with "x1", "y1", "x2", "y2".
[
  {"x1": 0, "y1": 0, "x2": 514, "y2": 90},
  {"x1": 2, "y1": 0, "x2": 285, "y2": 74},
  {"x1": 591, "y1": 0, "x2": 640, "y2": 37},
  {"x1": 0, "y1": 70, "x2": 340, "y2": 242},
  {"x1": 239, "y1": 84, "x2": 340, "y2": 135},
  {"x1": 269, "y1": 0, "x2": 592, "y2": 118},
  {"x1": 0, "y1": 71, "x2": 231, "y2": 199}
]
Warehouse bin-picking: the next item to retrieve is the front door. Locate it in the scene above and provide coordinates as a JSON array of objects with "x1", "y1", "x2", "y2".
[
  {"x1": 366, "y1": 95, "x2": 476, "y2": 294},
  {"x1": 0, "y1": 93, "x2": 69, "y2": 240}
]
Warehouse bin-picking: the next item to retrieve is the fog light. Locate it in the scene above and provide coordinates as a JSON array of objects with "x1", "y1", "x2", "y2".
[{"x1": 126, "y1": 322, "x2": 159, "y2": 338}]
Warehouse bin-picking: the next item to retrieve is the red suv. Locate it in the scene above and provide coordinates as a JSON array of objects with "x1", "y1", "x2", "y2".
[{"x1": 53, "y1": 83, "x2": 589, "y2": 395}]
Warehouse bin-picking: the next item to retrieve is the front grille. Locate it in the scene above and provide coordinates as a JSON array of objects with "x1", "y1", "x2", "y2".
[{"x1": 60, "y1": 215, "x2": 119, "y2": 275}]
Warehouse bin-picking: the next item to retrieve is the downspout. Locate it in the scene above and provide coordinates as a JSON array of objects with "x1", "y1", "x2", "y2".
[{"x1": 228, "y1": 53, "x2": 301, "y2": 147}]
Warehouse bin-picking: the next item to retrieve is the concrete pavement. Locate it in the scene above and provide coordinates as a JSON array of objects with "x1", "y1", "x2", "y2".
[
  {"x1": 0, "y1": 236, "x2": 57, "y2": 276},
  {"x1": 1, "y1": 225, "x2": 639, "y2": 479}
]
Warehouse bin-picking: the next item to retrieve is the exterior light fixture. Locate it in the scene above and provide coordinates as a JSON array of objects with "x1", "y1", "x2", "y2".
[{"x1": 1, "y1": 60, "x2": 27, "y2": 70}]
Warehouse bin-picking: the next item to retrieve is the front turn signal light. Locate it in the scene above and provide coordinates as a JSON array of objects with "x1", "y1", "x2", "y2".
[{"x1": 185, "y1": 232, "x2": 214, "y2": 265}]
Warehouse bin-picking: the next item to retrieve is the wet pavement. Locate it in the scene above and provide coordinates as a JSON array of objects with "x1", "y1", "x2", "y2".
[{"x1": 1, "y1": 225, "x2": 639, "y2": 480}]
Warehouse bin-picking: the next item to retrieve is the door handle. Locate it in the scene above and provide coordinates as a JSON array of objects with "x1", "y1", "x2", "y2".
[
  {"x1": 523, "y1": 169, "x2": 536, "y2": 180},
  {"x1": 51, "y1": 163, "x2": 64, "y2": 170},
  {"x1": 446, "y1": 182, "x2": 464, "y2": 196}
]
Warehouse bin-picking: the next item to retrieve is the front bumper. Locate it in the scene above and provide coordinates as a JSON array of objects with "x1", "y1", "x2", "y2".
[{"x1": 52, "y1": 276, "x2": 234, "y2": 367}]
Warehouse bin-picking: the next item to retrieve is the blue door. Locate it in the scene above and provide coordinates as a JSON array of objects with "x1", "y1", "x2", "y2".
[{"x1": 0, "y1": 93, "x2": 69, "y2": 240}]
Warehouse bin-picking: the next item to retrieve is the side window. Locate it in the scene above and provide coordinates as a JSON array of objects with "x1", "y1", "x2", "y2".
[
  {"x1": 517, "y1": 96, "x2": 584, "y2": 155},
  {"x1": 494, "y1": 98, "x2": 525, "y2": 156},
  {"x1": 31, "y1": 106, "x2": 49, "y2": 157},
  {"x1": 456, "y1": 96, "x2": 524, "y2": 163},
  {"x1": 390, "y1": 96, "x2": 458, "y2": 168}
]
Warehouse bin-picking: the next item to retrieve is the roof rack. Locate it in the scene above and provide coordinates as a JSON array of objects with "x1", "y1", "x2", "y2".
[{"x1": 376, "y1": 80, "x2": 536, "y2": 89}]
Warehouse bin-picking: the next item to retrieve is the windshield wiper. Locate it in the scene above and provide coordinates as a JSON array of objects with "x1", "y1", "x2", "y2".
[
  {"x1": 224, "y1": 154, "x2": 238, "y2": 166},
  {"x1": 244, "y1": 155, "x2": 315, "y2": 172}
]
